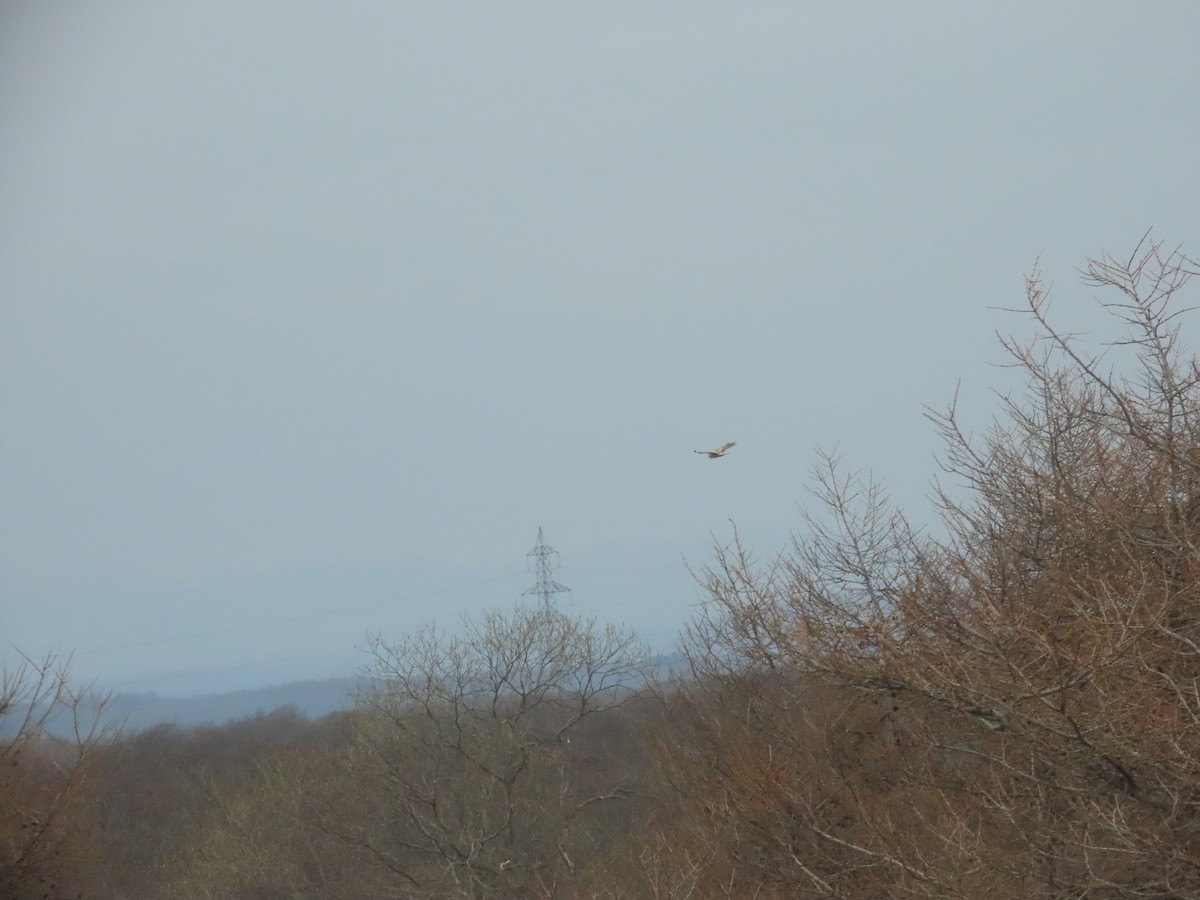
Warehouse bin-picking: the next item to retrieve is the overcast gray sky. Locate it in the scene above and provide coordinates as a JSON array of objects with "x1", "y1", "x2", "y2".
[{"x1": 3, "y1": 3, "x2": 1198, "y2": 695}]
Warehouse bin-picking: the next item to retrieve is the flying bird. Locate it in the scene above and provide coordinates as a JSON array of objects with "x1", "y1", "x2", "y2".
[{"x1": 695, "y1": 441, "x2": 737, "y2": 458}]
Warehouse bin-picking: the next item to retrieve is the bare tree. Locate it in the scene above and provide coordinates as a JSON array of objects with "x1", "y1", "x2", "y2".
[
  {"x1": 0, "y1": 651, "x2": 111, "y2": 900},
  {"x1": 341, "y1": 600, "x2": 659, "y2": 898}
]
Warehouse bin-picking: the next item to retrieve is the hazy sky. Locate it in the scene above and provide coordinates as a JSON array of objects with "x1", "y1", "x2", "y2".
[{"x1": 3, "y1": 3, "x2": 1198, "y2": 695}]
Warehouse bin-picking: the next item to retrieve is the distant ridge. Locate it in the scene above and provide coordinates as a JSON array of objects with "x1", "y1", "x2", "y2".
[
  {"x1": 100, "y1": 675, "x2": 365, "y2": 732},
  {"x1": 6, "y1": 653, "x2": 687, "y2": 738}
]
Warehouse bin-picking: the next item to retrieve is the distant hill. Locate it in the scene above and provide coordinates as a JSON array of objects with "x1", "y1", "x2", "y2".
[
  {"x1": 5, "y1": 653, "x2": 687, "y2": 738},
  {"x1": 98, "y1": 675, "x2": 363, "y2": 732}
]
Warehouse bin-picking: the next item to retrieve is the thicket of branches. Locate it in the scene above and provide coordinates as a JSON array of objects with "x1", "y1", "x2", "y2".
[
  {"x1": 0, "y1": 653, "x2": 109, "y2": 900},
  {"x1": 5, "y1": 236, "x2": 1198, "y2": 898},
  {"x1": 677, "y1": 233, "x2": 1200, "y2": 897}
]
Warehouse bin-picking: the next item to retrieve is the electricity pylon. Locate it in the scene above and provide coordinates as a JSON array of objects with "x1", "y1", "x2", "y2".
[{"x1": 523, "y1": 526, "x2": 571, "y2": 609}]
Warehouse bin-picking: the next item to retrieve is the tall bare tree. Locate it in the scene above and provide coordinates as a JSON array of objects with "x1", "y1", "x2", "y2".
[{"x1": 342, "y1": 600, "x2": 659, "y2": 898}]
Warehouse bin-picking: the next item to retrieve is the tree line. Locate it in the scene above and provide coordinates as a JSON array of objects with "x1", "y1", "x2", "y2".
[{"x1": 5, "y1": 236, "x2": 1199, "y2": 898}]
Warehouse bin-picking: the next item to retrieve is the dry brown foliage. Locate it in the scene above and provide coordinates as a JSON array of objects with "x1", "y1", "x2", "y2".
[
  {"x1": 669, "y1": 235, "x2": 1200, "y2": 898},
  {"x1": 0, "y1": 653, "x2": 110, "y2": 900}
]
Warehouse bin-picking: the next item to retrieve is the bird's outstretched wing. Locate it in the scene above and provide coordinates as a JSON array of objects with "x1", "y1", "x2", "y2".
[{"x1": 695, "y1": 441, "x2": 737, "y2": 457}]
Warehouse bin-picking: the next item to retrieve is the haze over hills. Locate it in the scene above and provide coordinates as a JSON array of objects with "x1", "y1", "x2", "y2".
[
  {"x1": 99, "y1": 676, "x2": 364, "y2": 733},
  {"x1": 8, "y1": 535, "x2": 742, "y2": 697},
  {"x1": 11, "y1": 651, "x2": 686, "y2": 737}
]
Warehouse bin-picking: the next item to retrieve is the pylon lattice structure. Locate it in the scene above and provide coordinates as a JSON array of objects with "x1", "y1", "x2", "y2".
[{"x1": 523, "y1": 526, "x2": 571, "y2": 609}]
